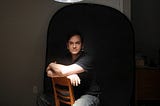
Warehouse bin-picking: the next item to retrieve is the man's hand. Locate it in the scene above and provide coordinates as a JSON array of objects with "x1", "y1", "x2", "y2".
[
  {"x1": 67, "y1": 74, "x2": 81, "y2": 86},
  {"x1": 46, "y1": 61, "x2": 64, "y2": 77},
  {"x1": 48, "y1": 62, "x2": 63, "y2": 75},
  {"x1": 47, "y1": 70, "x2": 60, "y2": 78}
]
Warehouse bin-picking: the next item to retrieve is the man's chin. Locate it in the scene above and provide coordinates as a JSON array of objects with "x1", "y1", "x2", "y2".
[{"x1": 71, "y1": 52, "x2": 79, "y2": 55}]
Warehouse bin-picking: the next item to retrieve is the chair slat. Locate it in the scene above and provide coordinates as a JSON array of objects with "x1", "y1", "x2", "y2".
[{"x1": 52, "y1": 77, "x2": 75, "y2": 106}]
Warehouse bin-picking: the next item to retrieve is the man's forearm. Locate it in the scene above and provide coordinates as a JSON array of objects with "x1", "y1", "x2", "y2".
[
  {"x1": 48, "y1": 62, "x2": 64, "y2": 76},
  {"x1": 48, "y1": 62, "x2": 84, "y2": 76}
]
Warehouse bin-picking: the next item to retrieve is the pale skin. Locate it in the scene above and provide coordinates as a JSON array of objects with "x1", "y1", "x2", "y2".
[{"x1": 47, "y1": 35, "x2": 84, "y2": 86}]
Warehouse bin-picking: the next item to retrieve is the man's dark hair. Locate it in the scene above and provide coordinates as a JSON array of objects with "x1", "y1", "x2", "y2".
[{"x1": 66, "y1": 31, "x2": 84, "y2": 44}]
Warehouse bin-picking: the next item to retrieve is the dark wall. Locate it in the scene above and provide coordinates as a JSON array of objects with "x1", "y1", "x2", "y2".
[
  {"x1": 132, "y1": 0, "x2": 160, "y2": 67},
  {"x1": 45, "y1": 3, "x2": 134, "y2": 106}
]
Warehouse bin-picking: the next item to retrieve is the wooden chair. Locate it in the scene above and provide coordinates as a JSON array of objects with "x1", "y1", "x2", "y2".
[{"x1": 52, "y1": 77, "x2": 75, "y2": 106}]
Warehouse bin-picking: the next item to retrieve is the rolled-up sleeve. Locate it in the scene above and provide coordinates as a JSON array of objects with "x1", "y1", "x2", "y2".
[{"x1": 75, "y1": 54, "x2": 93, "y2": 72}]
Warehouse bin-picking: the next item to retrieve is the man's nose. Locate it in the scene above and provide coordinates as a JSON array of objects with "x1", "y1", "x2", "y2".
[{"x1": 73, "y1": 44, "x2": 76, "y2": 47}]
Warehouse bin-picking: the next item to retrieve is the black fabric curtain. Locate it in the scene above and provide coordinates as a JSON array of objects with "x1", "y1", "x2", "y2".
[{"x1": 44, "y1": 3, "x2": 135, "y2": 106}]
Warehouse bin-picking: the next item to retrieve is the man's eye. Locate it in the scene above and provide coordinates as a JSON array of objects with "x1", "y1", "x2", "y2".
[
  {"x1": 69, "y1": 42, "x2": 73, "y2": 45},
  {"x1": 76, "y1": 42, "x2": 81, "y2": 44}
]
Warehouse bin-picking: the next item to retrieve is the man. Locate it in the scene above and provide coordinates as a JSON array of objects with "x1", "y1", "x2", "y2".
[{"x1": 38, "y1": 32, "x2": 100, "y2": 106}]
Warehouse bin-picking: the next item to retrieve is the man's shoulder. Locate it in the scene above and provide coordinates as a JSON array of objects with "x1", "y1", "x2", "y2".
[{"x1": 80, "y1": 51, "x2": 94, "y2": 61}]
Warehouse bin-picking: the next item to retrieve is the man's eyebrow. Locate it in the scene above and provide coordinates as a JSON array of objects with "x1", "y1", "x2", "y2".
[{"x1": 69, "y1": 40, "x2": 81, "y2": 43}]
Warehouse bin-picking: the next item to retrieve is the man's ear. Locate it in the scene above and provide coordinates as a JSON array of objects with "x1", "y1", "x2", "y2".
[{"x1": 81, "y1": 45, "x2": 84, "y2": 51}]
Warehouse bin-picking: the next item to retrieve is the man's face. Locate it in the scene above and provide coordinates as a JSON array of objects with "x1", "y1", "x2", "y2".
[{"x1": 67, "y1": 35, "x2": 82, "y2": 55}]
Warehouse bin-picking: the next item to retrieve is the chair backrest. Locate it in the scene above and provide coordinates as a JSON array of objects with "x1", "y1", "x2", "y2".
[{"x1": 52, "y1": 77, "x2": 75, "y2": 106}]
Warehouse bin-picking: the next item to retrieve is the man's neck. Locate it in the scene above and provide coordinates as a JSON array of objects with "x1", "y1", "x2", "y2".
[{"x1": 72, "y1": 54, "x2": 79, "y2": 62}]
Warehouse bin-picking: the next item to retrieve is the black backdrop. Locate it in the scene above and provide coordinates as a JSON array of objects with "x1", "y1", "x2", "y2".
[{"x1": 44, "y1": 3, "x2": 135, "y2": 106}]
